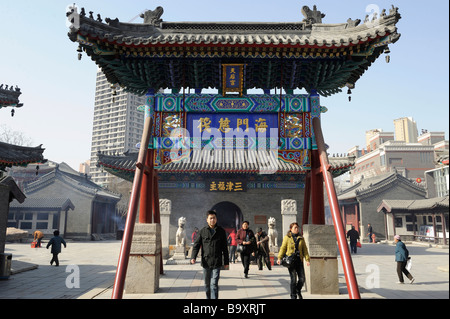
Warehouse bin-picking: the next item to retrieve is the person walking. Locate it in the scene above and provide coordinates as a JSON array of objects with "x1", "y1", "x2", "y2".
[
  {"x1": 255, "y1": 228, "x2": 271, "y2": 270},
  {"x1": 33, "y1": 230, "x2": 44, "y2": 248},
  {"x1": 191, "y1": 227, "x2": 199, "y2": 244},
  {"x1": 346, "y1": 226, "x2": 360, "y2": 254},
  {"x1": 394, "y1": 235, "x2": 415, "y2": 284},
  {"x1": 191, "y1": 210, "x2": 229, "y2": 299},
  {"x1": 277, "y1": 222, "x2": 310, "y2": 299},
  {"x1": 227, "y1": 229, "x2": 237, "y2": 263},
  {"x1": 236, "y1": 220, "x2": 256, "y2": 278},
  {"x1": 46, "y1": 230, "x2": 66, "y2": 266},
  {"x1": 367, "y1": 223, "x2": 373, "y2": 243}
]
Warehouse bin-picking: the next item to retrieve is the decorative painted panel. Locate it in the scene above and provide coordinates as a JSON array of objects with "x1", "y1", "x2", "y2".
[
  {"x1": 153, "y1": 94, "x2": 310, "y2": 113},
  {"x1": 141, "y1": 93, "x2": 320, "y2": 162}
]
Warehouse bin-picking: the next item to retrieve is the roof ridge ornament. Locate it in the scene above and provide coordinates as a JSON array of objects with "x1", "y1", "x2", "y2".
[
  {"x1": 301, "y1": 5, "x2": 325, "y2": 25},
  {"x1": 346, "y1": 18, "x2": 361, "y2": 28},
  {"x1": 140, "y1": 6, "x2": 164, "y2": 26}
]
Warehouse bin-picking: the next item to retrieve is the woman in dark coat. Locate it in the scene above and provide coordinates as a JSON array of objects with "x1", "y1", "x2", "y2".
[
  {"x1": 236, "y1": 220, "x2": 255, "y2": 278},
  {"x1": 255, "y1": 228, "x2": 271, "y2": 270}
]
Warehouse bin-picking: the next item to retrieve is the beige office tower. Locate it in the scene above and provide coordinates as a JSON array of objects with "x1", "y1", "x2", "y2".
[
  {"x1": 393, "y1": 117, "x2": 418, "y2": 143},
  {"x1": 89, "y1": 70, "x2": 145, "y2": 187}
]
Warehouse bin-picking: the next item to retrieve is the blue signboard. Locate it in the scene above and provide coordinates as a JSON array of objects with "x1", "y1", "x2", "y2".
[
  {"x1": 224, "y1": 65, "x2": 240, "y2": 89},
  {"x1": 187, "y1": 113, "x2": 278, "y2": 138}
]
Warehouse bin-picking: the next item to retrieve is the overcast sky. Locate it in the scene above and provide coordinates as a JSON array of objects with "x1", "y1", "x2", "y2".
[{"x1": 1, "y1": 0, "x2": 448, "y2": 170}]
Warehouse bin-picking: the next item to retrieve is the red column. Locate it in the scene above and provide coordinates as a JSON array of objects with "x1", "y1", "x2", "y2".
[
  {"x1": 302, "y1": 172, "x2": 311, "y2": 228},
  {"x1": 112, "y1": 90, "x2": 156, "y2": 299},
  {"x1": 111, "y1": 116, "x2": 153, "y2": 299},
  {"x1": 139, "y1": 149, "x2": 154, "y2": 224},
  {"x1": 312, "y1": 117, "x2": 360, "y2": 299},
  {"x1": 152, "y1": 170, "x2": 160, "y2": 224},
  {"x1": 153, "y1": 171, "x2": 164, "y2": 274},
  {"x1": 310, "y1": 150, "x2": 325, "y2": 225}
]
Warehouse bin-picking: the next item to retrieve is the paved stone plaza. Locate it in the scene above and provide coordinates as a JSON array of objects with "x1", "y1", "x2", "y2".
[{"x1": 0, "y1": 240, "x2": 448, "y2": 299}]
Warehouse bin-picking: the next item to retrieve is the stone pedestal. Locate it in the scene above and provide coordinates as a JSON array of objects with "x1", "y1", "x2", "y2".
[
  {"x1": 125, "y1": 223, "x2": 161, "y2": 294},
  {"x1": 270, "y1": 246, "x2": 279, "y2": 261},
  {"x1": 159, "y1": 199, "x2": 171, "y2": 258},
  {"x1": 172, "y1": 245, "x2": 186, "y2": 260},
  {"x1": 302, "y1": 224, "x2": 339, "y2": 295},
  {"x1": 281, "y1": 199, "x2": 297, "y2": 236}
]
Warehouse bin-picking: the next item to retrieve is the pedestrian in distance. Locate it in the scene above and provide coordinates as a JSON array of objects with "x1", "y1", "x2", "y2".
[
  {"x1": 33, "y1": 230, "x2": 44, "y2": 248},
  {"x1": 236, "y1": 220, "x2": 256, "y2": 278},
  {"x1": 191, "y1": 227, "x2": 199, "y2": 244},
  {"x1": 394, "y1": 235, "x2": 415, "y2": 284},
  {"x1": 346, "y1": 226, "x2": 360, "y2": 254},
  {"x1": 191, "y1": 210, "x2": 229, "y2": 299},
  {"x1": 227, "y1": 229, "x2": 237, "y2": 263},
  {"x1": 255, "y1": 228, "x2": 271, "y2": 270},
  {"x1": 46, "y1": 230, "x2": 66, "y2": 266},
  {"x1": 277, "y1": 222, "x2": 310, "y2": 299},
  {"x1": 367, "y1": 223, "x2": 373, "y2": 243}
]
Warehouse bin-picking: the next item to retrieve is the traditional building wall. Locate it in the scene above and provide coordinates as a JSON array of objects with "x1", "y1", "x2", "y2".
[
  {"x1": 358, "y1": 182, "x2": 426, "y2": 241},
  {"x1": 27, "y1": 178, "x2": 93, "y2": 238},
  {"x1": 159, "y1": 185, "x2": 304, "y2": 246}
]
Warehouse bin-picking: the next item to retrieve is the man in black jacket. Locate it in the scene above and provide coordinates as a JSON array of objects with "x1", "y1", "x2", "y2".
[
  {"x1": 191, "y1": 210, "x2": 229, "y2": 299},
  {"x1": 346, "y1": 226, "x2": 360, "y2": 254},
  {"x1": 256, "y1": 228, "x2": 272, "y2": 270}
]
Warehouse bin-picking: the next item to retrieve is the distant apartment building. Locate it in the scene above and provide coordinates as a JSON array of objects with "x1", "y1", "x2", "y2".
[
  {"x1": 350, "y1": 140, "x2": 435, "y2": 183},
  {"x1": 418, "y1": 131, "x2": 446, "y2": 146},
  {"x1": 393, "y1": 117, "x2": 418, "y2": 143},
  {"x1": 348, "y1": 120, "x2": 447, "y2": 184},
  {"x1": 365, "y1": 129, "x2": 395, "y2": 152},
  {"x1": 425, "y1": 166, "x2": 449, "y2": 198},
  {"x1": 79, "y1": 160, "x2": 90, "y2": 175},
  {"x1": 89, "y1": 71, "x2": 145, "y2": 187}
]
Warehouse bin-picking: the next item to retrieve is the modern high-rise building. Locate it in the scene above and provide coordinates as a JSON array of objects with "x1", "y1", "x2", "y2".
[
  {"x1": 89, "y1": 70, "x2": 145, "y2": 187},
  {"x1": 365, "y1": 129, "x2": 394, "y2": 152},
  {"x1": 393, "y1": 117, "x2": 419, "y2": 143}
]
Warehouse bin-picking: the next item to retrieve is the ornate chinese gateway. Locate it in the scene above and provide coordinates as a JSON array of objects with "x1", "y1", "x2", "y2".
[{"x1": 67, "y1": 4, "x2": 401, "y2": 299}]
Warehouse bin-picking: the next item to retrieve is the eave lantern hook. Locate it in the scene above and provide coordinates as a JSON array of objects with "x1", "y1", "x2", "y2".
[
  {"x1": 77, "y1": 45, "x2": 83, "y2": 61},
  {"x1": 384, "y1": 46, "x2": 391, "y2": 63},
  {"x1": 346, "y1": 83, "x2": 354, "y2": 102}
]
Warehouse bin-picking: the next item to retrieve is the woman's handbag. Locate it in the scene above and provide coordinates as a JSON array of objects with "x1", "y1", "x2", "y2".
[
  {"x1": 356, "y1": 241, "x2": 362, "y2": 248},
  {"x1": 236, "y1": 244, "x2": 244, "y2": 253},
  {"x1": 281, "y1": 254, "x2": 296, "y2": 268},
  {"x1": 281, "y1": 235, "x2": 301, "y2": 267}
]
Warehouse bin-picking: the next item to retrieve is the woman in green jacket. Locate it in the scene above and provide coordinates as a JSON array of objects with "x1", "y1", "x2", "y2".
[
  {"x1": 394, "y1": 235, "x2": 415, "y2": 284},
  {"x1": 277, "y1": 222, "x2": 310, "y2": 299}
]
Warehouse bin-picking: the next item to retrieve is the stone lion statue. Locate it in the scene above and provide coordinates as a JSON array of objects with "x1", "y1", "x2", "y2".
[
  {"x1": 268, "y1": 217, "x2": 278, "y2": 250},
  {"x1": 175, "y1": 217, "x2": 186, "y2": 247}
]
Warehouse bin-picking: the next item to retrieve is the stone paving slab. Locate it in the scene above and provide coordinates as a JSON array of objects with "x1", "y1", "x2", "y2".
[{"x1": 1, "y1": 240, "x2": 448, "y2": 300}]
